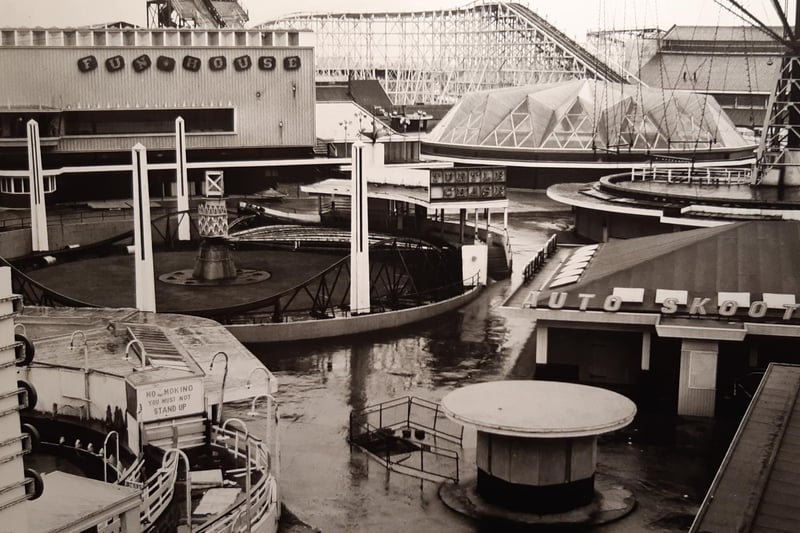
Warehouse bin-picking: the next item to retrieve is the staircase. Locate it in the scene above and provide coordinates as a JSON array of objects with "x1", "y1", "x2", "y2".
[
  {"x1": 487, "y1": 240, "x2": 511, "y2": 279},
  {"x1": 313, "y1": 138, "x2": 330, "y2": 156}
]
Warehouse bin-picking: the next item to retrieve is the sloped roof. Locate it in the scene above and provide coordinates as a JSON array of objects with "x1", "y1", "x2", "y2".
[
  {"x1": 691, "y1": 363, "x2": 800, "y2": 532},
  {"x1": 538, "y1": 221, "x2": 800, "y2": 312},
  {"x1": 664, "y1": 25, "x2": 781, "y2": 42},
  {"x1": 639, "y1": 54, "x2": 779, "y2": 94},
  {"x1": 427, "y1": 79, "x2": 748, "y2": 151}
]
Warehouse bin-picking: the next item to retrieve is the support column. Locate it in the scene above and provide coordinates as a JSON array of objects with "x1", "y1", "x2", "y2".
[
  {"x1": 459, "y1": 208, "x2": 466, "y2": 243},
  {"x1": 641, "y1": 331, "x2": 651, "y2": 371},
  {"x1": 503, "y1": 207, "x2": 508, "y2": 230},
  {"x1": 485, "y1": 208, "x2": 491, "y2": 246},
  {"x1": 677, "y1": 339, "x2": 718, "y2": 417},
  {"x1": 474, "y1": 208, "x2": 479, "y2": 243},
  {"x1": 132, "y1": 144, "x2": 156, "y2": 313},
  {"x1": 26, "y1": 120, "x2": 48, "y2": 252},
  {"x1": 175, "y1": 117, "x2": 190, "y2": 241},
  {"x1": 350, "y1": 142, "x2": 370, "y2": 315},
  {"x1": 535, "y1": 325, "x2": 548, "y2": 365}
]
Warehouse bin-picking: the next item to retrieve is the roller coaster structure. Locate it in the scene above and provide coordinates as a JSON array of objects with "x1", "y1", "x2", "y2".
[{"x1": 258, "y1": 1, "x2": 625, "y2": 106}]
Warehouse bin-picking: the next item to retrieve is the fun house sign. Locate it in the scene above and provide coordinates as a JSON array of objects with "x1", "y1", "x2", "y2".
[
  {"x1": 77, "y1": 53, "x2": 301, "y2": 74},
  {"x1": 523, "y1": 289, "x2": 800, "y2": 323}
]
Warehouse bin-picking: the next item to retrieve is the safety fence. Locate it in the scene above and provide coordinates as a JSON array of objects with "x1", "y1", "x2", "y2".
[
  {"x1": 348, "y1": 396, "x2": 463, "y2": 484},
  {"x1": 626, "y1": 166, "x2": 751, "y2": 185},
  {"x1": 194, "y1": 424, "x2": 279, "y2": 533},
  {"x1": 522, "y1": 234, "x2": 558, "y2": 283}
]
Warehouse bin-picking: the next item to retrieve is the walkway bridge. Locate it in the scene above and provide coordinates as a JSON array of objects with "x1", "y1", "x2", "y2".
[{"x1": 258, "y1": 1, "x2": 625, "y2": 105}]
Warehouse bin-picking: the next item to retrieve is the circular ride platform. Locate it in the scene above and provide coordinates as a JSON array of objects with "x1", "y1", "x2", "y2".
[
  {"x1": 27, "y1": 249, "x2": 342, "y2": 314},
  {"x1": 440, "y1": 380, "x2": 637, "y2": 526}
]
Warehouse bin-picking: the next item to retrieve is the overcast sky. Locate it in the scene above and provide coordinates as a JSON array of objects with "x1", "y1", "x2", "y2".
[{"x1": 0, "y1": 0, "x2": 790, "y2": 40}]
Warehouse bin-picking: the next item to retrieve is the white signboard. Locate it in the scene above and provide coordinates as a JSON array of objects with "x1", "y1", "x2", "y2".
[{"x1": 137, "y1": 378, "x2": 204, "y2": 422}]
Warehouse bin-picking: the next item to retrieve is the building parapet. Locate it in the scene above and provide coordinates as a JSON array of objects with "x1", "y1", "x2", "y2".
[{"x1": 0, "y1": 27, "x2": 312, "y2": 48}]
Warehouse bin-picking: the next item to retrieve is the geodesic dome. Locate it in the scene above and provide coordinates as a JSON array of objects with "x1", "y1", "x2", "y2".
[{"x1": 427, "y1": 79, "x2": 749, "y2": 152}]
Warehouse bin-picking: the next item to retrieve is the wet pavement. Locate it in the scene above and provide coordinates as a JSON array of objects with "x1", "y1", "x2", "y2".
[{"x1": 222, "y1": 192, "x2": 736, "y2": 532}]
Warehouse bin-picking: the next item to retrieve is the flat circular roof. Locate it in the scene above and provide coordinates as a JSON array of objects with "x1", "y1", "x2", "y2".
[{"x1": 441, "y1": 380, "x2": 636, "y2": 438}]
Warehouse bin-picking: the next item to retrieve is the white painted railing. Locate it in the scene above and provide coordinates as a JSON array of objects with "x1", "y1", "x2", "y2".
[
  {"x1": 627, "y1": 166, "x2": 752, "y2": 185},
  {"x1": 140, "y1": 451, "x2": 180, "y2": 528},
  {"x1": 196, "y1": 425, "x2": 278, "y2": 533}
]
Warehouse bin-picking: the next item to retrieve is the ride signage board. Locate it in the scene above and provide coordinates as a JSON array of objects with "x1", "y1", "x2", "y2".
[
  {"x1": 126, "y1": 375, "x2": 205, "y2": 422},
  {"x1": 429, "y1": 166, "x2": 506, "y2": 203}
]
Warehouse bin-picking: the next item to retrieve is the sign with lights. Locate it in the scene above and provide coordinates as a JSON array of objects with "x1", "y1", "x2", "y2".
[{"x1": 429, "y1": 166, "x2": 506, "y2": 203}]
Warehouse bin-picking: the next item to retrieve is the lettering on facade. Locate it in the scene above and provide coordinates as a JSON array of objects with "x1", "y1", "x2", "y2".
[
  {"x1": 183, "y1": 55, "x2": 201, "y2": 72},
  {"x1": 105, "y1": 55, "x2": 125, "y2": 72},
  {"x1": 258, "y1": 56, "x2": 276, "y2": 70},
  {"x1": 77, "y1": 53, "x2": 299, "y2": 74},
  {"x1": 156, "y1": 55, "x2": 176, "y2": 72},
  {"x1": 132, "y1": 54, "x2": 151, "y2": 73},
  {"x1": 523, "y1": 290, "x2": 800, "y2": 322},
  {"x1": 77, "y1": 55, "x2": 98, "y2": 72},
  {"x1": 233, "y1": 55, "x2": 252, "y2": 71},
  {"x1": 209, "y1": 55, "x2": 227, "y2": 71},
  {"x1": 283, "y1": 56, "x2": 301, "y2": 70}
]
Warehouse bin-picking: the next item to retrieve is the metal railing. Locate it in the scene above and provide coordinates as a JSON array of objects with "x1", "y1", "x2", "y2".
[
  {"x1": 0, "y1": 209, "x2": 134, "y2": 232},
  {"x1": 348, "y1": 396, "x2": 463, "y2": 484},
  {"x1": 196, "y1": 424, "x2": 278, "y2": 533},
  {"x1": 522, "y1": 234, "x2": 558, "y2": 283},
  {"x1": 626, "y1": 166, "x2": 752, "y2": 185},
  {"x1": 140, "y1": 450, "x2": 180, "y2": 528}
]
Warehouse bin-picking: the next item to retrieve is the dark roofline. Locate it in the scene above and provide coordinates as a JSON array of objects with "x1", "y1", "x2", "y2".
[{"x1": 690, "y1": 363, "x2": 800, "y2": 532}]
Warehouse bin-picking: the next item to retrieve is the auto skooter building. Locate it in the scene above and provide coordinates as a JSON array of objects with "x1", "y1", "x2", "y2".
[
  {"x1": 0, "y1": 26, "x2": 318, "y2": 207},
  {"x1": 422, "y1": 79, "x2": 755, "y2": 188},
  {"x1": 502, "y1": 220, "x2": 800, "y2": 419}
]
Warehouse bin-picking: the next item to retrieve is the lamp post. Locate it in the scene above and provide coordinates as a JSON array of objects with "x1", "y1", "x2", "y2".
[{"x1": 339, "y1": 120, "x2": 352, "y2": 157}]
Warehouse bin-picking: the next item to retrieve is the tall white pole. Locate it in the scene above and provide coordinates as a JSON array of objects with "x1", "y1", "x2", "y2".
[
  {"x1": 132, "y1": 144, "x2": 156, "y2": 313},
  {"x1": 26, "y1": 120, "x2": 48, "y2": 252},
  {"x1": 175, "y1": 117, "x2": 191, "y2": 241},
  {"x1": 350, "y1": 142, "x2": 370, "y2": 315}
]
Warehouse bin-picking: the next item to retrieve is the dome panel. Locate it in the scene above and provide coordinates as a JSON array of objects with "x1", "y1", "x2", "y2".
[{"x1": 428, "y1": 80, "x2": 751, "y2": 153}]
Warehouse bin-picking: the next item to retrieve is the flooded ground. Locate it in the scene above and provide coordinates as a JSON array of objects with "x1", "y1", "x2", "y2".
[{"x1": 225, "y1": 191, "x2": 736, "y2": 532}]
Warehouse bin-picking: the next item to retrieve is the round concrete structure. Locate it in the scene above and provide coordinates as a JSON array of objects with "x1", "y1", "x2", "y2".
[{"x1": 441, "y1": 380, "x2": 636, "y2": 516}]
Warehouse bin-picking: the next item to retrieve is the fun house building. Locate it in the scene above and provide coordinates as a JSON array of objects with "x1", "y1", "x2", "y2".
[
  {"x1": 503, "y1": 221, "x2": 800, "y2": 418},
  {"x1": 0, "y1": 26, "x2": 316, "y2": 206}
]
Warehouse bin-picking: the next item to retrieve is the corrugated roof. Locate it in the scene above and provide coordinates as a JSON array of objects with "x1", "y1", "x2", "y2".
[
  {"x1": 537, "y1": 221, "x2": 800, "y2": 312},
  {"x1": 690, "y1": 363, "x2": 800, "y2": 532},
  {"x1": 664, "y1": 25, "x2": 782, "y2": 42},
  {"x1": 639, "y1": 54, "x2": 780, "y2": 94}
]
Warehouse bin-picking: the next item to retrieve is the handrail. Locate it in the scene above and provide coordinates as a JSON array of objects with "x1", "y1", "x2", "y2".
[
  {"x1": 140, "y1": 450, "x2": 180, "y2": 527},
  {"x1": 624, "y1": 166, "x2": 752, "y2": 185},
  {"x1": 522, "y1": 234, "x2": 558, "y2": 283},
  {"x1": 196, "y1": 425, "x2": 278, "y2": 533},
  {"x1": 102, "y1": 430, "x2": 120, "y2": 483},
  {"x1": 350, "y1": 396, "x2": 464, "y2": 447}
]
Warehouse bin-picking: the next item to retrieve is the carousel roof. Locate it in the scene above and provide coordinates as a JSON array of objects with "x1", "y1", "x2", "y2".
[{"x1": 426, "y1": 79, "x2": 749, "y2": 152}]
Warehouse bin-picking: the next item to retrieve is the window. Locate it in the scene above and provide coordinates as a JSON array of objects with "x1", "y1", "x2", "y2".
[
  {"x1": 0, "y1": 176, "x2": 56, "y2": 194},
  {"x1": 63, "y1": 109, "x2": 234, "y2": 136}
]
